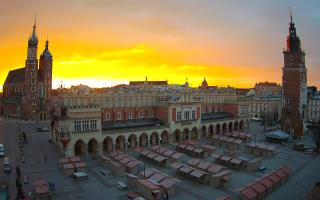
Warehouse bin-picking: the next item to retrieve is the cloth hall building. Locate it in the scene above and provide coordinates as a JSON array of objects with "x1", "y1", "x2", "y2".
[{"x1": 52, "y1": 80, "x2": 251, "y2": 156}]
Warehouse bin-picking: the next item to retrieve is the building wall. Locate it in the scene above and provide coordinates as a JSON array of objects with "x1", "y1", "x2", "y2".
[{"x1": 307, "y1": 97, "x2": 320, "y2": 122}]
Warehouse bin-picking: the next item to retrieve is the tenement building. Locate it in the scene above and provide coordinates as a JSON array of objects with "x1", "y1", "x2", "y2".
[
  {"x1": 1, "y1": 21, "x2": 53, "y2": 120},
  {"x1": 254, "y1": 81, "x2": 281, "y2": 97},
  {"x1": 307, "y1": 93, "x2": 320, "y2": 122},
  {"x1": 52, "y1": 80, "x2": 250, "y2": 156},
  {"x1": 281, "y1": 14, "x2": 307, "y2": 138}
]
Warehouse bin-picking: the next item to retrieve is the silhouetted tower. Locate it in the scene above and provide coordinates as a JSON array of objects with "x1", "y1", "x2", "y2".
[
  {"x1": 24, "y1": 18, "x2": 39, "y2": 119},
  {"x1": 281, "y1": 12, "x2": 307, "y2": 138},
  {"x1": 39, "y1": 39, "x2": 53, "y2": 119}
]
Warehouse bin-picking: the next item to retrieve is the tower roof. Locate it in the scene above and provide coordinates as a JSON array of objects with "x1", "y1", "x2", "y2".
[
  {"x1": 28, "y1": 16, "x2": 38, "y2": 47},
  {"x1": 41, "y1": 39, "x2": 52, "y2": 59},
  {"x1": 201, "y1": 77, "x2": 208, "y2": 87},
  {"x1": 286, "y1": 10, "x2": 301, "y2": 52}
]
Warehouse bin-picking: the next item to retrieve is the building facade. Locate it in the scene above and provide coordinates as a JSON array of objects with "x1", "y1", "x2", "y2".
[
  {"x1": 1, "y1": 21, "x2": 53, "y2": 120},
  {"x1": 281, "y1": 15, "x2": 307, "y2": 138},
  {"x1": 52, "y1": 82, "x2": 250, "y2": 156},
  {"x1": 254, "y1": 81, "x2": 281, "y2": 97},
  {"x1": 307, "y1": 95, "x2": 320, "y2": 122}
]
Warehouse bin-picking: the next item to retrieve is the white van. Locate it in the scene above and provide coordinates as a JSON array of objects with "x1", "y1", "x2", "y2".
[
  {"x1": 4, "y1": 157, "x2": 10, "y2": 173},
  {"x1": 0, "y1": 144, "x2": 4, "y2": 157}
]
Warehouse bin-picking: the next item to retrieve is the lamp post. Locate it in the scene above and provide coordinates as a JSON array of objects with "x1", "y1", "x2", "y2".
[{"x1": 263, "y1": 108, "x2": 266, "y2": 132}]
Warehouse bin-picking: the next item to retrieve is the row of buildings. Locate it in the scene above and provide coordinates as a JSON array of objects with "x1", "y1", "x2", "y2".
[{"x1": 0, "y1": 15, "x2": 319, "y2": 156}]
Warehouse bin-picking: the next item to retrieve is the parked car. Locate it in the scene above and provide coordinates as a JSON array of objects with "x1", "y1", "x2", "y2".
[
  {"x1": 3, "y1": 157, "x2": 10, "y2": 174},
  {"x1": 0, "y1": 144, "x2": 5, "y2": 157},
  {"x1": 37, "y1": 127, "x2": 50, "y2": 132},
  {"x1": 100, "y1": 169, "x2": 111, "y2": 176},
  {"x1": 115, "y1": 181, "x2": 128, "y2": 190}
]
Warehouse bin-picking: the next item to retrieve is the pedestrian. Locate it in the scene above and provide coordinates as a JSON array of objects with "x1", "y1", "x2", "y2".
[
  {"x1": 165, "y1": 191, "x2": 169, "y2": 200},
  {"x1": 52, "y1": 181, "x2": 55, "y2": 191},
  {"x1": 16, "y1": 166, "x2": 21, "y2": 178},
  {"x1": 44, "y1": 154, "x2": 47, "y2": 163},
  {"x1": 49, "y1": 181, "x2": 52, "y2": 190}
]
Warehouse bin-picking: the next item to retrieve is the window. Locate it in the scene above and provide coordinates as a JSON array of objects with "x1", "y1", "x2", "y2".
[
  {"x1": 117, "y1": 112, "x2": 122, "y2": 120},
  {"x1": 139, "y1": 111, "x2": 144, "y2": 118},
  {"x1": 106, "y1": 113, "x2": 110, "y2": 120},
  {"x1": 184, "y1": 111, "x2": 190, "y2": 120},
  {"x1": 74, "y1": 121, "x2": 82, "y2": 132},
  {"x1": 128, "y1": 112, "x2": 133, "y2": 119},
  {"x1": 90, "y1": 120, "x2": 97, "y2": 130},
  {"x1": 85, "y1": 120, "x2": 89, "y2": 131},
  {"x1": 192, "y1": 110, "x2": 195, "y2": 119},
  {"x1": 177, "y1": 111, "x2": 182, "y2": 121}
]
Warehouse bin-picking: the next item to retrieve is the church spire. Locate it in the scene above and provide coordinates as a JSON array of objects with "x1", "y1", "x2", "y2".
[
  {"x1": 28, "y1": 15, "x2": 38, "y2": 47},
  {"x1": 289, "y1": 7, "x2": 293, "y2": 24}
]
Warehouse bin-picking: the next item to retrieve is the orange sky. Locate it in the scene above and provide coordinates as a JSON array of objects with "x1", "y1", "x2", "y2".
[{"x1": 0, "y1": 0, "x2": 319, "y2": 91}]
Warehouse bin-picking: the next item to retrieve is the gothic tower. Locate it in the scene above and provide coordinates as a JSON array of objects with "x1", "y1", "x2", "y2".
[
  {"x1": 39, "y1": 39, "x2": 53, "y2": 120},
  {"x1": 24, "y1": 19, "x2": 39, "y2": 120},
  {"x1": 281, "y1": 13, "x2": 307, "y2": 139}
]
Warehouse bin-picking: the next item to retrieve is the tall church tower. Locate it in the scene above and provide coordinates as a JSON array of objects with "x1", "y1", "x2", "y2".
[
  {"x1": 281, "y1": 13, "x2": 307, "y2": 139},
  {"x1": 24, "y1": 19, "x2": 39, "y2": 120}
]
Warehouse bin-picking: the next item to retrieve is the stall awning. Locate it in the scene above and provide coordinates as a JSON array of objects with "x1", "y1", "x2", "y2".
[
  {"x1": 251, "y1": 182, "x2": 266, "y2": 194},
  {"x1": 240, "y1": 187, "x2": 258, "y2": 200},
  {"x1": 159, "y1": 178, "x2": 176, "y2": 189},
  {"x1": 179, "y1": 166, "x2": 194, "y2": 174},
  {"x1": 138, "y1": 179, "x2": 161, "y2": 190},
  {"x1": 171, "y1": 152, "x2": 183, "y2": 160}
]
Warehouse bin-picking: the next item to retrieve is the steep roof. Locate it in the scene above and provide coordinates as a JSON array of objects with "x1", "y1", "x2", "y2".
[
  {"x1": 255, "y1": 81, "x2": 278, "y2": 87},
  {"x1": 4, "y1": 68, "x2": 25, "y2": 85}
]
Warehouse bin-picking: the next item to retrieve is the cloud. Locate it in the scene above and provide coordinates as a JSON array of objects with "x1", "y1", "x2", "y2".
[
  {"x1": 101, "y1": 44, "x2": 153, "y2": 57},
  {"x1": 59, "y1": 59, "x2": 97, "y2": 65},
  {"x1": 180, "y1": 65, "x2": 206, "y2": 70}
]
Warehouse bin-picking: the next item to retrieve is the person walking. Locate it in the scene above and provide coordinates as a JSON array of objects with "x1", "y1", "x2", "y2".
[
  {"x1": 52, "y1": 181, "x2": 55, "y2": 191},
  {"x1": 44, "y1": 154, "x2": 47, "y2": 163},
  {"x1": 49, "y1": 181, "x2": 52, "y2": 190},
  {"x1": 16, "y1": 166, "x2": 21, "y2": 178}
]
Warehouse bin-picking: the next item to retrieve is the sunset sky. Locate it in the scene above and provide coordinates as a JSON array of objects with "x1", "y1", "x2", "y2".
[{"x1": 0, "y1": 0, "x2": 319, "y2": 91}]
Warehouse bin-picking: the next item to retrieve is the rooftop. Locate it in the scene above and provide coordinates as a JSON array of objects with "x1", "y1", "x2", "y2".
[{"x1": 102, "y1": 117, "x2": 164, "y2": 130}]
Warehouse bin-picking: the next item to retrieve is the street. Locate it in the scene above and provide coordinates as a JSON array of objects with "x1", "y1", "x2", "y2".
[{"x1": 0, "y1": 118, "x2": 57, "y2": 199}]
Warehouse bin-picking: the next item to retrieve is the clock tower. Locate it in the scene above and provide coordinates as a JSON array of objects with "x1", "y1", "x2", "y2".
[{"x1": 281, "y1": 13, "x2": 307, "y2": 139}]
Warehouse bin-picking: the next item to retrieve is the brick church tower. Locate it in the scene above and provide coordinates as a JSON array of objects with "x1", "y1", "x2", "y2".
[
  {"x1": 24, "y1": 19, "x2": 39, "y2": 120},
  {"x1": 2, "y1": 18, "x2": 52, "y2": 120},
  {"x1": 281, "y1": 13, "x2": 307, "y2": 139}
]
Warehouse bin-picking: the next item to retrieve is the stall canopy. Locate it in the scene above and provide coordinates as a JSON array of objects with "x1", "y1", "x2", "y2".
[
  {"x1": 240, "y1": 187, "x2": 258, "y2": 200},
  {"x1": 265, "y1": 130, "x2": 289, "y2": 142}
]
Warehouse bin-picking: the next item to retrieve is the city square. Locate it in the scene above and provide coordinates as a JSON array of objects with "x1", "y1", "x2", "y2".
[
  {"x1": 0, "y1": 1, "x2": 320, "y2": 200},
  {"x1": 0, "y1": 118, "x2": 319, "y2": 200}
]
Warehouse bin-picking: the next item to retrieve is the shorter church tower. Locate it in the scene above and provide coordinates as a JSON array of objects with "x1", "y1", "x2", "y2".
[{"x1": 39, "y1": 39, "x2": 53, "y2": 120}]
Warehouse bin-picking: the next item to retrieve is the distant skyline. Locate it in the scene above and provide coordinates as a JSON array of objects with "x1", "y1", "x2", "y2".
[{"x1": 0, "y1": 0, "x2": 319, "y2": 91}]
